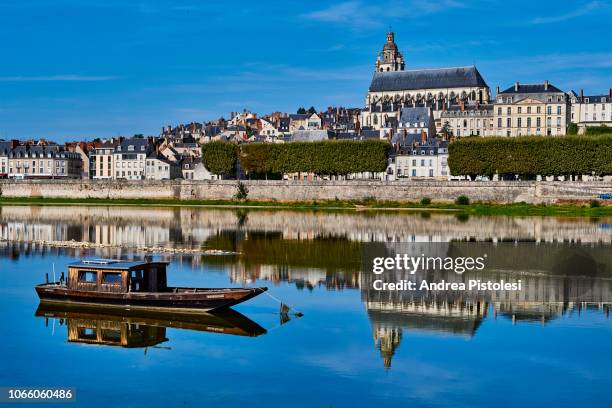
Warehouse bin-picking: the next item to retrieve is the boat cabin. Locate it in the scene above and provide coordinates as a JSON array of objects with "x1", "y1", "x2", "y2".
[{"x1": 67, "y1": 259, "x2": 169, "y2": 293}]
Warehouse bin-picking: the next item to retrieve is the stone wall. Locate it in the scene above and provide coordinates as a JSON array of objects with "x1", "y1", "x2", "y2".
[{"x1": 0, "y1": 179, "x2": 610, "y2": 204}]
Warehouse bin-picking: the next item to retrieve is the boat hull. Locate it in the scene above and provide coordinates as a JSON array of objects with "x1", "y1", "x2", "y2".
[{"x1": 35, "y1": 284, "x2": 267, "y2": 314}]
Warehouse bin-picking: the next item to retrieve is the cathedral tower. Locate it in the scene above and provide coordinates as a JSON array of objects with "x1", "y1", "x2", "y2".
[{"x1": 376, "y1": 32, "x2": 405, "y2": 72}]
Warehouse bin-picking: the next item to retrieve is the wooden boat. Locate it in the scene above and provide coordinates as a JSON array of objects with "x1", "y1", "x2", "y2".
[{"x1": 35, "y1": 259, "x2": 267, "y2": 313}]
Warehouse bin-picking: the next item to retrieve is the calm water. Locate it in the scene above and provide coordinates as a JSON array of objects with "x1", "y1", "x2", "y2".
[{"x1": 1, "y1": 206, "x2": 611, "y2": 407}]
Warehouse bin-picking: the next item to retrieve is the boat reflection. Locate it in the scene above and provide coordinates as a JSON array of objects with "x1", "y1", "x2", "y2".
[{"x1": 35, "y1": 303, "x2": 267, "y2": 349}]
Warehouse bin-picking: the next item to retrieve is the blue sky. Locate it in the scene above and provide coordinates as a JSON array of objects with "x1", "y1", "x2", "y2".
[{"x1": 0, "y1": 0, "x2": 611, "y2": 141}]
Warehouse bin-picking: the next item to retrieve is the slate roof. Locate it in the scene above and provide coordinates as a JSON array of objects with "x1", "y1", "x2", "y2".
[
  {"x1": 500, "y1": 83, "x2": 563, "y2": 94},
  {"x1": 0, "y1": 141, "x2": 11, "y2": 156},
  {"x1": 115, "y1": 137, "x2": 151, "y2": 153},
  {"x1": 369, "y1": 66, "x2": 488, "y2": 92},
  {"x1": 399, "y1": 107, "x2": 430, "y2": 126}
]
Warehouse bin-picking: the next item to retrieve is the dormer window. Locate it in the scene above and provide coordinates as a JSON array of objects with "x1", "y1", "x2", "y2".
[{"x1": 128, "y1": 145, "x2": 134, "y2": 151}]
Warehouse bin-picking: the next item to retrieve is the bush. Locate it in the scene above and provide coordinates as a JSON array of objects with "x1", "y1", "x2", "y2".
[
  {"x1": 448, "y1": 135, "x2": 612, "y2": 177},
  {"x1": 420, "y1": 197, "x2": 431, "y2": 205},
  {"x1": 590, "y1": 200, "x2": 601, "y2": 208},
  {"x1": 201, "y1": 141, "x2": 238, "y2": 176},
  {"x1": 566, "y1": 123, "x2": 578, "y2": 135},
  {"x1": 455, "y1": 195, "x2": 470, "y2": 205},
  {"x1": 585, "y1": 125, "x2": 610, "y2": 135},
  {"x1": 234, "y1": 181, "x2": 249, "y2": 200},
  {"x1": 239, "y1": 140, "x2": 389, "y2": 176}
]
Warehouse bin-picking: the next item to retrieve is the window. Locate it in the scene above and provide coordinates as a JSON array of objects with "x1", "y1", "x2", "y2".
[
  {"x1": 506, "y1": 118, "x2": 511, "y2": 127},
  {"x1": 557, "y1": 106, "x2": 561, "y2": 114},
  {"x1": 78, "y1": 271, "x2": 97, "y2": 283},
  {"x1": 429, "y1": 169, "x2": 434, "y2": 177},
  {"x1": 537, "y1": 106, "x2": 541, "y2": 114},
  {"x1": 507, "y1": 107, "x2": 511, "y2": 115},
  {"x1": 497, "y1": 118, "x2": 502, "y2": 127},
  {"x1": 537, "y1": 117, "x2": 541, "y2": 127},
  {"x1": 497, "y1": 107, "x2": 501, "y2": 115},
  {"x1": 411, "y1": 169, "x2": 416, "y2": 177},
  {"x1": 547, "y1": 106, "x2": 552, "y2": 114},
  {"x1": 518, "y1": 107, "x2": 522, "y2": 114},
  {"x1": 527, "y1": 117, "x2": 531, "y2": 127},
  {"x1": 102, "y1": 272, "x2": 122, "y2": 284},
  {"x1": 518, "y1": 118, "x2": 522, "y2": 128},
  {"x1": 412, "y1": 159, "x2": 416, "y2": 166},
  {"x1": 527, "y1": 107, "x2": 531, "y2": 114}
]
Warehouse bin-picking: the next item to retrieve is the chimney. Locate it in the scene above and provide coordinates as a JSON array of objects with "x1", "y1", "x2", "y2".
[
  {"x1": 421, "y1": 130, "x2": 427, "y2": 145},
  {"x1": 581, "y1": 89, "x2": 584, "y2": 99},
  {"x1": 459, "y1": 100, "x2": 465, "y2": 111},
  {"x1": 544, "y1": 80, "x2": 549, "y2": 90},
  {"x1": 496, "y1": 86, "x2": 500, "y2": 95},
  {"x1": 609, "y1": 88, "x2": 611, "y2": 98},
  {"x1": 514, "y1": 82, "x2": 519, "y2": 92}
]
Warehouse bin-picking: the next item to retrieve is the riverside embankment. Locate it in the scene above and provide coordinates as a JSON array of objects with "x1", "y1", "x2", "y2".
[{"x1": 0, "y1": 179, "x2": 610, "y2": 205}]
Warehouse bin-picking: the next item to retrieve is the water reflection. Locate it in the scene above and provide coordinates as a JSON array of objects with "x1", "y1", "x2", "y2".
[
  {"x1": 35, "y1": 303, "x2": 267, "y2": 349},
  {"x1": 2, "y1": 205, "x2": 612, "y2": 373}
]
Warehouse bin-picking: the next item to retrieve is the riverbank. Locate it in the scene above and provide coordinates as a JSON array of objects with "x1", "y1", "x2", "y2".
[{"x1": 0, "y1": 196, "x2": 610, "y2": 216}]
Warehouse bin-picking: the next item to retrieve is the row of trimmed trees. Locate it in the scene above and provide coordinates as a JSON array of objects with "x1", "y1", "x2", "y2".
[
  {"x1": 202, "y1": 135, "x2": 612, "y2": 179},
  {"x1": 448, "y1": 135, "x2": 612, "y2": 177},
  {"x1": 201, "y1": 140, "x2": 389, "y2": 178}
]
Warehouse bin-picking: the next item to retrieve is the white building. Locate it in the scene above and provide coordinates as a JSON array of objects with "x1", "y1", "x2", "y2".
[
  {"x1": 6, "y1": 144, "x2": 82, "y2": 179},
  {"x1": 113, "y1": 138, "x2": 152, "y2": 180},
  {"x1": 494, "y1": 81, "x2": 569, "y2": 136},
  {"x1": 388, "y1": 136, "x2": 449, "y2": 180},
  {"x1": 182, "y1": 157, "x2": 217, "y2": 180},
  {"x1": 569, "y1": 89, "x2": 612, "y2": 133},
  {"x1": 145, "y1": 155, "x2": 181, "y2": 180},
  {"x1": 440, "y1": 102, "x2": 494, "y2": 137}
]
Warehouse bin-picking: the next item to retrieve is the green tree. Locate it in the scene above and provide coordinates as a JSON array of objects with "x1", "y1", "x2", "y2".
[
  {"x1": 566, "y1": 123, "x2": 578, "y2": 135},
  {"x1": 201, "y1": 141, "x2": 238, "y2": 176},
  {"x1": 447, "y1": 135, "x2": 612, "y2": 177},
  {"x1": 240, "y1": 140, "x2": 389, "y2": 176},
  {"x1": 297, "y1": 107, "x2": 307, "y2": 114},
  {"x1": 307, "y1": 106, "x2": 317, "y2": 115}
]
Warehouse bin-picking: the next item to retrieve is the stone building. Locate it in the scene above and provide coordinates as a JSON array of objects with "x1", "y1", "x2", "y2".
[
  {"x1": 388, "y1": 135, "x2": 449, "y2": 180},
  {"x1": 145, "y1": 154, "x2": 181, "y2": 180},
  {"x1": 90, "y1": 141, "x2": 117, "y2": 180},
  {"x1": 569, "y1": 89, "x2": 612, "y2": 133},
  {"x1": 440, "y1": 101, "x2": 494, "y2": 137},
  {"x1": 494, "y1": 81, "x2": 569, "y2": 136},
  {"x1": 361, "y1": 32, "x2": 490, "y2": 131},
  {"x1": 6, "y1": 144, "x2": 82, "y2": 179},
  {"x1": 113, "y1": 138, "x2": 152, "y2": 180}
]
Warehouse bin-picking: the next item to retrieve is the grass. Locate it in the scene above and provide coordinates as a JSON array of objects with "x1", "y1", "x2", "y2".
[{"x1": 0, "y1": 196, "x2": 610, "y2": 216}]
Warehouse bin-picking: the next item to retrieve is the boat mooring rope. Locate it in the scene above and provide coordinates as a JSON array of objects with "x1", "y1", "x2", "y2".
[{"x1": 261, "y1": 289, "x2": 304, "y2": 317}]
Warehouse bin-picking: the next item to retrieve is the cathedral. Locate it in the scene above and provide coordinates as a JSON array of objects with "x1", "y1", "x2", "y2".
[{"x1": 361, "y1": 32, "x2": 491, "y2": 131}]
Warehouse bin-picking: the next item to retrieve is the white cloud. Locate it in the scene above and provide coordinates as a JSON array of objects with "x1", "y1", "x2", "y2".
[
  {"x1": 302, "y1": 0, "x2": 466, "y2": 30},
  {"x1": 529, "y1": 1, "x2": 600, "y2": 24}
]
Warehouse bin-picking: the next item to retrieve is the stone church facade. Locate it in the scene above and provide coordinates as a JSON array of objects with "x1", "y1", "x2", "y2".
[{"x1": 361, "y1": 32, "x2": 491, "y2": 131}]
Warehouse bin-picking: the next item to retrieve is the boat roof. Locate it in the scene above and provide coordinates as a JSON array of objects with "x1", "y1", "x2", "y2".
[{"x1": 69, "y1": 259, "x2": 167, "y2": 271}]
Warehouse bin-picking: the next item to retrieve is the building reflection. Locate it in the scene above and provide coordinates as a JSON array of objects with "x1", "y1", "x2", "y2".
[{"x1": 2, "y1": 206, "x2": 612, "y2": 368}]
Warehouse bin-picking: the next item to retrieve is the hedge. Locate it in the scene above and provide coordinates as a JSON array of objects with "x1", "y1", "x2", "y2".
[
  {"x1": 239, "y1": 140, "x2": 389, "y2": 175},
  {"x1": 201, "y1": 141, "x2": 238, "y2": 176},
  {"x1": 448, "y1": 135, "x2": 612, "y2": 177}
]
